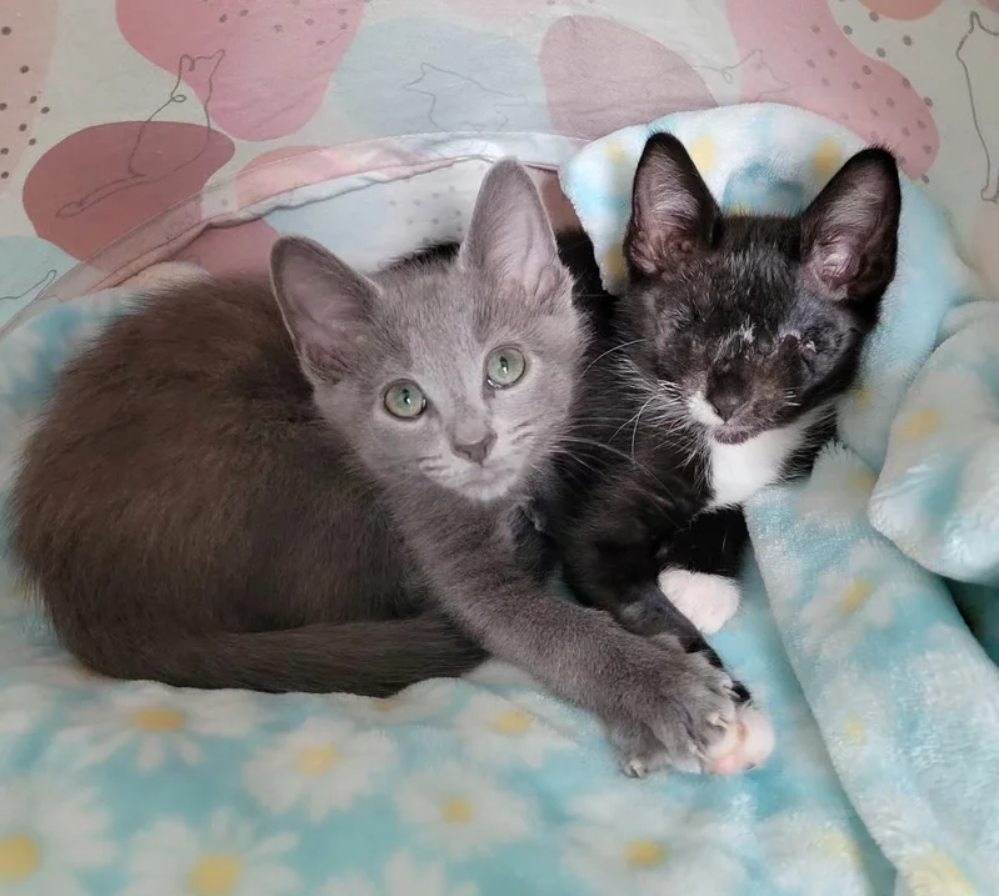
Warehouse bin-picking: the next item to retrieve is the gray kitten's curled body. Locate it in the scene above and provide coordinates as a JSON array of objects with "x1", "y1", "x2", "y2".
[{"x1": 9, "y1": 161, "x2": 766, "y2": 775}]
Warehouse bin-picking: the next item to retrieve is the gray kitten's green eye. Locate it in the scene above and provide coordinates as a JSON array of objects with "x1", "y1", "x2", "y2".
[
  {"x1": 486, "y1": 348, "x2": 527, "y2": 388},
  {"x1": 384, "y1": 382, "x2": 426, "y2": 419}
]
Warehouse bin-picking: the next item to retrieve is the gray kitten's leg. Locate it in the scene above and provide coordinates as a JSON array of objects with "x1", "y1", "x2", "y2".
[{"x1": 407, "y1": 510, "x2": 773, "y2": 776}]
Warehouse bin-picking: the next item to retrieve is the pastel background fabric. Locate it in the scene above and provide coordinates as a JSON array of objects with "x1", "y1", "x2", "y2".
[
  {"x1": 560, "y1": 102, "x2": 999, "y2": 896},
  {"x1": 2, "y1": 0, "x2": 999, "y2": 320}
]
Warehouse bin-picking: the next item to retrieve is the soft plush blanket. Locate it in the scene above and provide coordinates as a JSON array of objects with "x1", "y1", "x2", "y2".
[
  {"x1": 560, "y1": 102, "x2": 999, "y2": 896},
  {"x1": 0, "y1": 107, "x2": 995, "y2": 896}
]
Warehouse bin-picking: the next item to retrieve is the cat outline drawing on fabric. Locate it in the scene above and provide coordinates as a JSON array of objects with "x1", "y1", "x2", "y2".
[
  {"x1": 957, "y1": 11, "x2": 999, "y2": 202},
  {"x1": 56, "y1": 49, "x2": 225, "y2": 218},
  {"x1": 402, "y1": 63, "x2": 526, "y2": 131}
]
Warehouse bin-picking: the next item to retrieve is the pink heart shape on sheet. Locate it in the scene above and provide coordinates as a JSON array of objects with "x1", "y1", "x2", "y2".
[
  {"x1": 541, "y1": 16, "x2": 716, "y2": 141},
  {"x1": 23, "y1": 121, "x2": 234, "y2": 261}
]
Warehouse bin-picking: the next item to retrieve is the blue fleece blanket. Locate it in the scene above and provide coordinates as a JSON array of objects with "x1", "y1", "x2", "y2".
[
  {"x1": 0, "y1": 109, "x2": 995, "y2": 896},
  {"x1": 560, "y1": 102, "x2": 999, "y2": 896}
]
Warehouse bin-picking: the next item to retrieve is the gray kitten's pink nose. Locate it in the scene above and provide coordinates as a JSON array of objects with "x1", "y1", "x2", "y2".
[{"x1": 453, "y1": 432, "x2": 496, "y2": 465}]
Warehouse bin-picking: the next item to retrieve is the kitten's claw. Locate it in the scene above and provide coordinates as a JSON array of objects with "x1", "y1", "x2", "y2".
[
  {"x1": 622, "y1": 756, "x2": 649, "y2": 779},
  {"x1": 657, "y1": 569, "x2": 741, "y2": 634}
]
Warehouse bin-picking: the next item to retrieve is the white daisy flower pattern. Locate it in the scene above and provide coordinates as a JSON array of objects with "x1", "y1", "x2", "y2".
[
  {"x1": 323, "y1": 850, "x2": 477, "y2": 896},
  {"x1": 562, "y1": 790, "x2": 746, "y2": 896},
  {"x1": 453, "y1": 691, "x2": 579, "y2": 769},
  {"x1": 60, "y1": 683, "x2": 264, "y2": 771},
  {"x1": 330, "y1": 679, "x2": 456, "y2": 727},
  {"x1": 797, "y1": 541, "x2": 917, "y2": 661},
  {"x1": 245, "y1": 717, "x2": 396, "y2": 821},
  {"x1": 758, "y1": 810, "x2": 879, "y2": 896},
  {"x1": 0, "y1": 683, "x2": 54, "y2": 743},
  {"x1": 395, "y1": 763, "x2": 534, "y2": 858},
  {"x1": 0, "y1": 775, "x2": 114, "y2": 896},
  {"x1": 0, "y1": 643, "x2": 101, "y2": 692},
  {"x1": 122, "y1": 809, "x2": 298, "y2": 896},
  {"x1": 818, "y1": 666, "x2": 897, "y2": 763},
  {"x1": 794, "y1": 446, "x2": 878, "y2": 534}
]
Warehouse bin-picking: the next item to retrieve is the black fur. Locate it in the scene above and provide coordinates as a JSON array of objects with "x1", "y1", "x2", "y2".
[{"x1": 537, "y1": 135, "x2": 901, "y2": 637}]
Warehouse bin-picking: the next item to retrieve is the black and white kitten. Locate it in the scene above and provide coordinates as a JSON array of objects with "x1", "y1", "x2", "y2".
[{"x1": 542, "y1": 134, "x2": 901, "y2": 639}]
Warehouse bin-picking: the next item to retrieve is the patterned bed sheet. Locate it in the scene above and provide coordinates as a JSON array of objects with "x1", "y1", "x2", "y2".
[{"x1": 0, "y1": 0, "x2": 998, "y2": 308}]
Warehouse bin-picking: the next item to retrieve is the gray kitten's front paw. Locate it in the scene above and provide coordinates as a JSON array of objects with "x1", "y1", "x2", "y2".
[{"x1": 599, "y1": 642, "x2": 774, "y2": 777}]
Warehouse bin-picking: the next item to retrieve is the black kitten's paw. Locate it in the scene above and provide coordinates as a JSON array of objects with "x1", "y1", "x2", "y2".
[
  {"x1": 598, "y1": 640, "x2": 774, "y2": 776},
  {"x1": 657, "y1": 569, "x2": 741, "y2": 634}
]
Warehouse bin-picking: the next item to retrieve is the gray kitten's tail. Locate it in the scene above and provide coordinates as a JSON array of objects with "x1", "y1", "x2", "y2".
[{"x1": 74, "y1": 614, "x2": 486, "y2": 696}]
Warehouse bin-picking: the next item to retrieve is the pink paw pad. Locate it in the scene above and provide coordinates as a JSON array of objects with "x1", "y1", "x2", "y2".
[{"x1": 706, "y1": 705, "x2": 775, "y2": 775}]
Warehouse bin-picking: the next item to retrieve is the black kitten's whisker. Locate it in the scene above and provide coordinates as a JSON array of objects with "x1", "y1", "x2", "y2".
[{"x1": 583, "y1": 339, "x2": 646, "y2": 374}]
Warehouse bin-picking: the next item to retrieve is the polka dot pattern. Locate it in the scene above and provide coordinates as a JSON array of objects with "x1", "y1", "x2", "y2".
[
  {"x1": 726, "y1": 0, "x2": 940, "y2": 176},
  {"x1": 0, "y1": 0, "x2": 57, "y2": 194}
]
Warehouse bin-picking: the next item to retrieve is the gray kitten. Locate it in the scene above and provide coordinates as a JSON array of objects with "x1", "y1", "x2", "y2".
[{"x1": 10, "y1": 160, "x2": 767, "y2": 775}]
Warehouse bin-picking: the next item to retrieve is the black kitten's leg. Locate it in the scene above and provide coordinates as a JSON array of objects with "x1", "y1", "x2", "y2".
[
  {"x1": 556, "y1": 484, "x2": 770, "y2": 771},
  {"x1": 558, "y1": 483, "x2": 739, "y2": 667},
  {"x1": 656, "y1": 507, "x2": 749, "y2": 634}
]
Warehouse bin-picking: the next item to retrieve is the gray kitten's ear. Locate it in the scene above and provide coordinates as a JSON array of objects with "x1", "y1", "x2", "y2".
[
  {"x1": 800, "y1": 147, "x2": 901, "y2": 301},
  {"x1": 460, "y1": 158, "x2": 568, "y2": 305},
  {"x1": 270, "y1": 236, "x2": 378, "y2": 382},
  {"x1": 625, "y1": 133, "x2": 720, "y2": 277}
]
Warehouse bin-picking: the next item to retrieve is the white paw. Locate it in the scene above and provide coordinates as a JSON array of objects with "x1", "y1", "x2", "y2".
[
  {"x1": 705, "y1": 704, "x2": 775, "y2": 775},
  {"x1": 657, "y1": 569, "x2": 741, "y2": 634}
]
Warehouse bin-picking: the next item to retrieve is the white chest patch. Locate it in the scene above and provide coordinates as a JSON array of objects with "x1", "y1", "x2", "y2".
[{"x1": 707, "y1": 413, "x2": 818, "y2": 508}]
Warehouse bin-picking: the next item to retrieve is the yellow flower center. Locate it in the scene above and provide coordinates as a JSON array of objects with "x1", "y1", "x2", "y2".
[
  {"x1": 853, "y1": 384, "x2": 874, "y2": 412},
  {"x1": 601, "y1": 246, "x2": 627, "y2": 283},
  {"x1": 491, "y1": 709, "x2": 535, "y2": 736},
  {"x1": 441, "y1": 798, "x2": 474, "y2": 825},
  {"x1": 900, "y1": 410, "x2": 942, "y2": 442},
  {"x1": 688, "y1": 136, "x2": 716, "y2": 175},
  {"x1": 0, "y1": 835, "x2": 41, "y2": 883},
  {"x1": 625, "y1": 838, "x2": 668, "y2": 868},
  {"x1": 371, "y1": 698, "x2": 402, "y2": 713},
  {"x1": 295, "y1": 744, "x2": 339, "y2": 776},
  {"x1": 189, "y1": 853, "x2": 243, "y2": 896},
  {"x1": 819, "y1": 829, "x2": 862, "y2": 864},
  {"x1": 813, "y1": 138, "x2": 843, "y2": 179},
  {"x1": 903, "y1": 851, "x2": 976, "y2": 896},
  {"x1": 844, "y1": 716, "x2": 867, "y2": 746},
  {"x1": 841, "y1": 579, "x2": 873, "y2": 614},
  {"x1": 132, "y1": 708, "x2": 185, "y2": 733},
  {"x1": 850, "y1": 471, "x2": 877, "y2": 495},
  {"x1": 604, "y1": 142, "x2": 630, "y2": 164}
]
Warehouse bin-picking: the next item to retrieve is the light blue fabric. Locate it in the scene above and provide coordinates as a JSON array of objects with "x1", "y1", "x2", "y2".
[
  {"x1": 0, "y1": 250, "x2": 888, "y2": 896},
  {"x1": 560, "y1": 103, "x2": 999, "y2": 896}
]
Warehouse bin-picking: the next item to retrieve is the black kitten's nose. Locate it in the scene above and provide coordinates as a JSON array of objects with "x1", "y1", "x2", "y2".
[
  {"x1": 706, "y1": 377, "x2": 745, "y2": 422},
  {"x1": 454, "y1": 432, "x2": 496, "y2": 465},
  {"x1": 709, "y1": 392, "x2": 743, "y2": 422}
]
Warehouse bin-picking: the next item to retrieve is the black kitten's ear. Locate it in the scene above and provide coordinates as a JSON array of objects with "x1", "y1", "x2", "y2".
[
  {"x1": 270, "y1": 236, "x2": 379, "y2": 383},
  {"x1": 800, "y1": 148, "x2": 901, "y2": 301},
  {"x1": 624, "y1": 133, "x2": 720, "y2": 277},
  {"x1": 460, "y1": 158, "x2": 569, "y2": 307}
]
